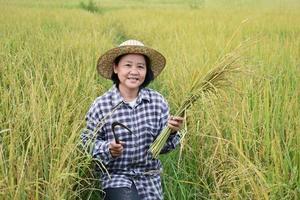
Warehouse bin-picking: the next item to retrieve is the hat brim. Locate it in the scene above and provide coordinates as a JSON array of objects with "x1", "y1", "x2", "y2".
[{"x1": 97, "y1": 45, "x2": 166, "y2": 79}]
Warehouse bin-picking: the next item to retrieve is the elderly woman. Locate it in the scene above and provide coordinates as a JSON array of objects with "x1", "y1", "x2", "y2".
[{"x1": 81, "y1": 40, "x2": 183, "y2": 200}]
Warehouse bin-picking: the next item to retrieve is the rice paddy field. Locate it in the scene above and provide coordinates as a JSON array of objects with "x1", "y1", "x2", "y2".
[{"x1": 0, "y1": 0, "x2": 299, "y2": 199}]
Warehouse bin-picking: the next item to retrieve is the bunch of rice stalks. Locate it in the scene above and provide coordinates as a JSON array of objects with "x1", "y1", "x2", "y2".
[{"x1": 150, "y1": 48, "x2": 245, "y2": 159}]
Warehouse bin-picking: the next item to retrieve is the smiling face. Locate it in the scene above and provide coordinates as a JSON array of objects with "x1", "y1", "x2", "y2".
[{"x1": 113, "y1": 53, "x2": 147, "y2": 92}]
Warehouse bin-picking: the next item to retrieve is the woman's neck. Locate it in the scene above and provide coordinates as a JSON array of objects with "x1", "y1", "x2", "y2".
[{"x1": 118, "y1": 85, "x2": 139, "y2": 101}]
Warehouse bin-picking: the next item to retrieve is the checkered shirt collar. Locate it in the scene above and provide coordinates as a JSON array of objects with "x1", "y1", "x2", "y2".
[{"x1": 110, "y1": 85, "x2": 151, "y2": 107}]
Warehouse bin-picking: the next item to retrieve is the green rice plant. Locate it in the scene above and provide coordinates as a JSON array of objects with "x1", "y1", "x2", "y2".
[{"x1": 150, "y1": 44, "x2": 245, "y2": 158}]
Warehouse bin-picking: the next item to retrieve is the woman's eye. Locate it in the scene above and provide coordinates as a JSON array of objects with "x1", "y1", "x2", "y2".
[{"x1": 138, "y1": 65, "x2": 145, "y2": 69}]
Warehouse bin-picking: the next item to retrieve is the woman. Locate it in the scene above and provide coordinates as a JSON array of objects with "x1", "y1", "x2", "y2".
[{"x1": 81, "y1": 39, "x2": 183, "y2": 200}]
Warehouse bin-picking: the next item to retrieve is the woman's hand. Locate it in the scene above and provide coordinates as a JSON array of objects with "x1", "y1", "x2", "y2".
[
  {"x1": 168, "y1": 116, "x2": 184, "y2": 134},
  {"x1": 109, "y1": 141, "x2": 125, "y2": 158}
]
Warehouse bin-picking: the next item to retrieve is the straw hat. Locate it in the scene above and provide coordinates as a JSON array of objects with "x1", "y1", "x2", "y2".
[{"x1": 97, "y1": 40, "x2": 166, "y2": 79}]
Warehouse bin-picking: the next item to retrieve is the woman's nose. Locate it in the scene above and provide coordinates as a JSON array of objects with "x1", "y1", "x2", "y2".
[{"x1": 129, "y1": 67, "x2": 139, "y2": 75}]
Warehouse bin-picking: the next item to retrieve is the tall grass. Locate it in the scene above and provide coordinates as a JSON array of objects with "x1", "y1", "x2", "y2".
[{"x1": 0, "y1": 0, "x2": 299, "y2": 199}]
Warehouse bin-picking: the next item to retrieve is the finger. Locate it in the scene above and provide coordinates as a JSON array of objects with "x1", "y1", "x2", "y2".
[
  {"x1": 168, "y1": 124, "x2": 180, "y2": 132},
  {"x1": 168, "y1": 120, "x2": 181, "y2": 127},
  {"x1": 109, "y1": 145, "x2": 123, "y2": 153},
  {"x1": 111, "y1": 150, "x2": 123, "y2": 155},
  {"x1": 110, "y1": 142, "x2": 123, "y2": 148},
  {"x1": 111, "y1": 146, "x2": 123, "y2": 152},
  {"x1": 111, "y1": 149, "x2": 123, "y2": 156},
  {"x1": 169, "y1": 118, "x2": 183, "y2": 125},
  {"x1": 170, "y1": 116, "x2": 184, "y2": 122},
  {"x1": 168, "y1": 119, "x2": 179, "y2": 124},
  {"x1": 168, "y1": 119, "x2": 183, "y2": 128}
]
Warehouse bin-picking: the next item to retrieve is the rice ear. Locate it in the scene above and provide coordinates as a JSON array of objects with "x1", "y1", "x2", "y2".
[{"x1": 150, "y1": 50, "x2": 244, "y2": 159}]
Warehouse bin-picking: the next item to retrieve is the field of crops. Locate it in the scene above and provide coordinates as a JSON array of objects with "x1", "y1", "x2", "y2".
[{"x1": 0, "y1": 0, "x2": 299, "y2": 199}]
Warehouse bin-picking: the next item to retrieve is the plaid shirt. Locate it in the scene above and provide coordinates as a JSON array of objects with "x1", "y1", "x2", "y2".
[{"x1": 81, "y1": 85, "x2": 180, "y2": 200}]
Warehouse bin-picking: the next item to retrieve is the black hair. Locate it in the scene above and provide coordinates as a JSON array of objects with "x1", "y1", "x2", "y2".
[{"x1": 111, "y1": 54, "x2": 154, "y2": 88}]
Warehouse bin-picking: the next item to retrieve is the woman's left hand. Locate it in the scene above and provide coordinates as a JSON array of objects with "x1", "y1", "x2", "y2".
[{"x1": 168, "y1": 116, "x2": 184, "y2": 134}]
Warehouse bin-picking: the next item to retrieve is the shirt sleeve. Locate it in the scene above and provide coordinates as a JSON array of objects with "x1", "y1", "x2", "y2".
[
  {"x1": 80, "y1": 102, "x2": 114, "y2": 165},
  {"x1": 157, "y1": 97, "x2": 181, "y2": 154},
  {"x1": 160, "y1": 132, "x2": 181, "y2": 154}
]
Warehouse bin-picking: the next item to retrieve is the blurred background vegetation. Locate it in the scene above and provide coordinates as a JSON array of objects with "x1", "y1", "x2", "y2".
[{"x1": 0, "y1": 0, "x2": 299, "y2": 199}]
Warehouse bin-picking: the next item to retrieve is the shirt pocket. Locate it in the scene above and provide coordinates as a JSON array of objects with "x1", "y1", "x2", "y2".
[
  {"x1": 136, "y1": 124, "x2": 156, "y2": 162},
  {"x1": 144, "y1": 123, "x2": 159, "y2": 143}
]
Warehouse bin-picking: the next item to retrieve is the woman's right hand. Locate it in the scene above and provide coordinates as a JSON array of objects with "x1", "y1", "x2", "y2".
[{"x1": 109, "y1": 141, "x2": 125, "y2": 158}]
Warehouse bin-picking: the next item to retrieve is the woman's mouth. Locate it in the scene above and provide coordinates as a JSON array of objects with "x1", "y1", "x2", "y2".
[{"x1": 128, "y1": 77, "x2": 139, "y2": 81}]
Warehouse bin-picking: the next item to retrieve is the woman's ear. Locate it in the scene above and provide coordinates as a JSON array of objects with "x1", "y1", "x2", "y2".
[{"x1": 113, "y1": 64, "x2": 118, "y2": 74}]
